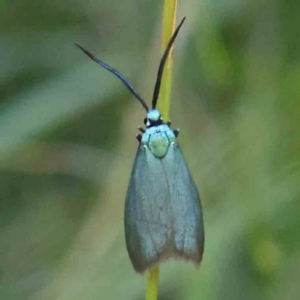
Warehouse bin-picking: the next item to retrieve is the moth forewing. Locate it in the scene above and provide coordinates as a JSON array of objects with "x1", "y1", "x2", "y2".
[
  {"x1": 125, "y1": 140, "x2": 204, "y2": 273},
  {"x1": 165, "y1": 143, "x2": 204, "y2": 264},
  {"x1": 125, "y1": 145, "x2": 173, "y2": 273}
]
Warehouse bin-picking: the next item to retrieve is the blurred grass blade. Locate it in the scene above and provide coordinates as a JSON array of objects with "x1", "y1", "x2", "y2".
[{"x1": 0, "y1": 57, "x2": 138, "y2": 159}]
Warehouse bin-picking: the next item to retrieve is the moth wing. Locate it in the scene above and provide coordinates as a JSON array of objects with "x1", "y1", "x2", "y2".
[
  {"x1": 125, "y1": 145, "x2": 172, "y2": 273},
  {"x1": 163, "y1": 142, "x2": 204, "y2": 265}
]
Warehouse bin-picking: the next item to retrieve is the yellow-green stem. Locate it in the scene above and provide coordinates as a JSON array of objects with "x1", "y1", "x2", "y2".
[
  {"x1": 157, "y1": 0, "x2": 178, "y2": 121},
  {"x1": 145, "y1": 1, "x2": 177, "y2": 300},
  {"x1": 145, "y1": 267, "x2": 160, "y2": 300}
]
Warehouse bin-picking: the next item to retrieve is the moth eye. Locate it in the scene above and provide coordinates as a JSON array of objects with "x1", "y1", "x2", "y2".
[{"x1": 144, "y1": 118, "x2": 147, "y2": 125}]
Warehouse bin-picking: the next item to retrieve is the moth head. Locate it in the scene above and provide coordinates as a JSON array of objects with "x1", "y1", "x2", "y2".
[{"x1": 144, "y1": 109, "x2": 163, "y2": 127}]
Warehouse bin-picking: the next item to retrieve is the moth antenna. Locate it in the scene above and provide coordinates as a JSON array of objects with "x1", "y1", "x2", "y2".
[
  {"x1": 75, "y1": 43, "x2": 149, "y2": 112},
  {"x1": 151, "y1": 17, "x2": 186, "y2": 109}
]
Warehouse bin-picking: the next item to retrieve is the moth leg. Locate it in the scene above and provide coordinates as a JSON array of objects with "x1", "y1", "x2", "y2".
[
  {"x1": 138, "y1": 126, "x2": 145, "y2": 133},
  {"x1": 173, "y1": 128, "x2": 180, "y2": 137},
  {"x1": 136, "y1": 133, "x2": 142, "y2": 142},
  {"x1": 167, "y1": 120, "x2": 172, "y2": 126}
]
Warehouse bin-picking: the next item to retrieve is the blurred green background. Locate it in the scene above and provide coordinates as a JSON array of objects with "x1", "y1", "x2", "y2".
[{"x1": 1, "y1": 0, "x2": 300, "y2": 299}]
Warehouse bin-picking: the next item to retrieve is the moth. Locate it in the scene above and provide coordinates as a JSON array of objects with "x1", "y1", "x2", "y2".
[{"x1": 76, "y1": 17, "x2": 204, "y2": 274}]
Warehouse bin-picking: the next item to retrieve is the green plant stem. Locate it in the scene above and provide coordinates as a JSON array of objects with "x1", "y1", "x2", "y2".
[
  {"x1": 157, "y1": 0, "x2": 178, "y2": 121},
  {"x1": 145, "y1": 267, "x2": 160, "y2": 300},
  {"x1": 145, "y1": 1, "x2": 177, "y2": 300}
]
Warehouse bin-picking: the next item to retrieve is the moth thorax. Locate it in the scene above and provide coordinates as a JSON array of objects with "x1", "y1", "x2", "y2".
[
  {"x1": 149, "y1": 133, "x2": 169, "y2": 158},
  {"x1": 146, "y1": 109, "x2": 163, "y2": 127}
]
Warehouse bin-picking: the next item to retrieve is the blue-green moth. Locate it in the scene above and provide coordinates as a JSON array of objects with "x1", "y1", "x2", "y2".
[{"x1": 76, "y1": 17, "x2": 204, "y2": 274}]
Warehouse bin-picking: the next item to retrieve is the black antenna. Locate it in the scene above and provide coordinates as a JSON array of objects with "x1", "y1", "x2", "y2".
[
  {"x1": 75, "y1": 43, "x2": 149, "y2": 112},
  {"x1": 152, "y1": 17, "x2": 186, "y2": 109}
]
